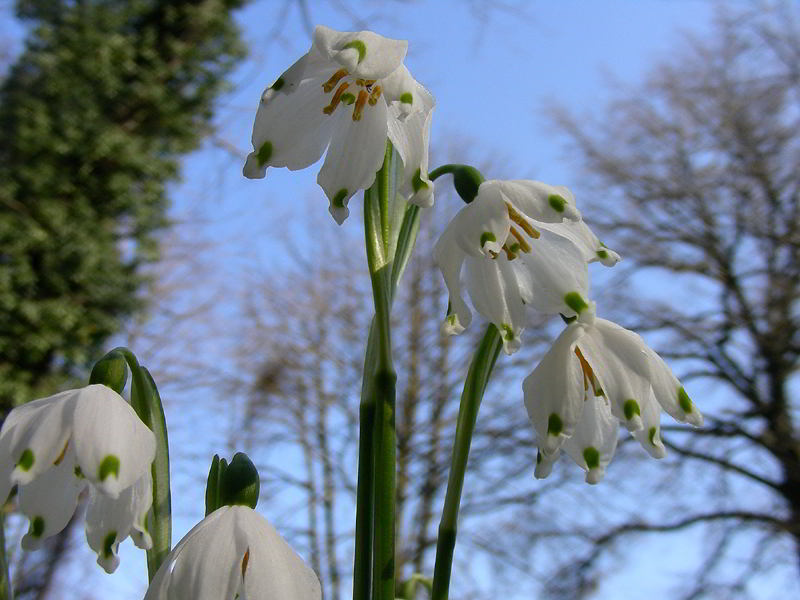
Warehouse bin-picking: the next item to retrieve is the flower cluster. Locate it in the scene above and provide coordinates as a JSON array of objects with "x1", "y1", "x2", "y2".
[{"x1": 0, "y1": 385, "x2": 155, "y2": 572}]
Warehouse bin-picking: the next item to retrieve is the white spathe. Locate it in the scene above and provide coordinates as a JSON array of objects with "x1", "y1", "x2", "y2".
[
  {"x1": 0, "y1": 384, "x2": 156, "y2": 572},
  {"x1": 433, "y1": 179, "x2": 605, "y2": 354},
  {"x1": 524, "y1": 315, "x2": 703, "y2": 483},
  {"x1": 144, "y1": 505, "x2": 322, "y2": 600},
  {"x1": 243, "y1": 25, "x2": 434, "y2": 223}
]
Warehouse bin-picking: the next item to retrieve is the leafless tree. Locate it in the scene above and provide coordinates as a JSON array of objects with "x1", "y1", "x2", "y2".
[{"x1": 535, "y1": 4, "x2": 800, "y2": 598}]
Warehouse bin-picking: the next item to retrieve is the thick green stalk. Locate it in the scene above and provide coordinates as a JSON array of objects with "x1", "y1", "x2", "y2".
[
  {"x1": 430, "y1": 325, "x2": 503, "y2": 600},
  {"x1": 364, "y1": 143, "x2": 398, "y2": 600},
  {"x1": 0, "y1": 513, "x2": 11, "y2": 600},
  {"x1": 113, "y1": 348, "x2": 172, "y2": 581}
]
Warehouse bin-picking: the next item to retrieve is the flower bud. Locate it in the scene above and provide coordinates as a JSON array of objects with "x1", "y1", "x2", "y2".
[
  {"x1": 89, "y1": 350, "x2": 128, "y2": 394},
  {"x1": 451, "y1": 165, "x2": 485, "y2": 204},
  {"x1": 206, "y1": 452, "x2": 261, "y2": 512}
]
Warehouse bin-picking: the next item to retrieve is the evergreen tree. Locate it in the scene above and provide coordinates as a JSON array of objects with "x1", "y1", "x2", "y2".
[{"x1": 0, "y1": 0, "x2": 246, "y2": 412}]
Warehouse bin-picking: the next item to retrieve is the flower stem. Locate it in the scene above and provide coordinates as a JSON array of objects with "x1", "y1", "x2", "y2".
[
  {"x1": 0, "y1": 513, "x2": 12, "y2": 600},
  {"x1": 430, "y1": 325, "x2": 502, "y2": 600},
  {"x1": 113, "y1": 347, "x2": 172, "y2": 582}
]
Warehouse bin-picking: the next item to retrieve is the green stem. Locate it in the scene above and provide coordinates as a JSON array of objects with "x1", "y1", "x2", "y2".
[
  {"x1": 430, "y1": 325, "x2": 503, "y2": 600},
  {"x1": 0, "y1": 513, "x2": 12, "y2": 600},
  {"x1": 113, "y1": 347, "x2": 172, "y2": 581},
  {"x1": 365, "y1": 143, "x2": 398, "y2": 600}
]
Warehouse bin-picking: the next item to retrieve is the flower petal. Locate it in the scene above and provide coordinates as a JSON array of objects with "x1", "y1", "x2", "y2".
[
  {"x1": 523, "y1": 323, "x2": 587, "y2": 454},
  {"x1": 512, "y1": 228, "x2": 590, "y2": 319},
  {"x1": 534, "y1": 448, "x2": 560, "y2": 479},
  {"x1": 18, "y1": 453, "x2": 85, "y2": 550},
  {"x1": 4, "y1": 390, "x2": 75, "y2": 487},
  {"x1": 71, "y1": 384, "x2": 156, "y2": 498},
  {"x1": 494, "y1": 180, "x2": 581, "y2": 223},
  {"x1": 539, "y1": 219, "x2": 621, "y2": 266},
  {"x1": 245, "y1": 72, "x2": 336, "y2": 179},
  {"x1": 148, "y1": 506, "x2": 246, "y2": 600},
  {"x1": 452, "y1": 183, "x2": 511, "y2": 257},
  {"x1": 577, "y1": 320, "x2": 653, "y2": 431},
  {"x1": 86, "y1": 472, "x2": 153, "y2": 573},
  {"x1": 388, "y1": 107, "x2": 434, "y2": 208},
  {"x1": 631, "y1": 393, "x2": 667, "y2": 459},
  {"x1": 381, "y1": 64, "x2": 434, "y2": 115},
  {"x1": 236, "y1": 506, "x2": 322, "y2": 600},
  {"x1": 313, "y1": 26, "x2": 407, "y2": 79},
  {"x1": 464, "y1": 257, "x2": 525, "y2": 354},
  {"x1": 317, "y1": 96, "x2": 389, "y2": 224},
  {"x1": 562, "y1": 396, "x2": 619, "y2": 484},
  {"x1": 646, "y1": 348, "x2": 703, "y2": 427},
  {"x1": 433, "y1": 225, "x2": 471, "y2": 335}
]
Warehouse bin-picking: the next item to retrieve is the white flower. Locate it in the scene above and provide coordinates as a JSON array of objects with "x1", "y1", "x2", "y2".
[
  {"x1": 144, "y1": 505, "x2": 321, "y2": 600},
  {"x1": 433, "y1": 179, "x2": 598, "y2": 354},
  {"x1": 523, "y1": 315, "x2": 703, "y2": 483},
  {"x1": 0, "y1": 384, "x2": 156, "y2": 572},
  {"x1": 243, "y1": 25, "x2": 434, "y2": 224}
]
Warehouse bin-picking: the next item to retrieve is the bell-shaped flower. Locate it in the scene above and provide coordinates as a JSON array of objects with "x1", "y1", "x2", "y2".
[
  {"x1": 433, "y1": 179, "x2": 594, "y2": 354},
  {"x1": 0, "y1": 384, "x2": 156, "y2": 572},
  {"x1": 144, "y1": 504, "x2": 321, "y2": 600},
  {"x1": 524, "y1": 313, "x2": 703, "y2": 483},
  {"x1": 243, "y1": 25, "x2": 434, "y2": 224}
]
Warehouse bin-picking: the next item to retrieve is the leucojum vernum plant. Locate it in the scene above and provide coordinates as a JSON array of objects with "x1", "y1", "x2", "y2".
[{"x1": 0, "y1": 26, "x2": 703, "y2": 600}]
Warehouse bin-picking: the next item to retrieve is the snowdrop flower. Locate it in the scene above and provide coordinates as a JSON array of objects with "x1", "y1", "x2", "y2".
[
  {"x1": 523, "y1": 313, "x2": 703, "y2": 483},
  {"x1": 244, "y1": 25, "x2": 434, "y2": 224},
  {"x1": 0, "y1": 384, "x2": 155, "y2": 572},
  {"x1": 434, "y1": 179, "x2": 598, "y2": 354},
  {"x1": 144, "y1": 504, "x2": 321, "y2": 600}
]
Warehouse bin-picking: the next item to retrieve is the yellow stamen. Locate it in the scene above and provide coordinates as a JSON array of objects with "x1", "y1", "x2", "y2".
[
  {"x1": 506, "y1": 202, "x2": 540, "y2": 239},
  {"x1": 574, "y1": 348, "x2": 596, "y2": 393},
  {"x1": 352, "y1": 90, "x2": 368, "y2": 121},
  {"x1": 241, "y1": 548, "x2": 250, "y2": 577},
  {"x1": 355, "y1": 78, "x2": 376, "y2": 88},
  {"x1": 323, "y1": 82, "x2": 350, "y2": 115},
  {"x1": 322, "y1": 69, "x2": 348, "y2": 93},
  {"x1": 53, "y1": 441, "x2": 70, "y2": 465},
  {"x1": 509, "y1": 226, "x2": 532, "y2": 253},
  {"x1": 502, "y1": 245, "x2": 518, "y2": 260},
  {"x1": 368, "y1": 85, "x2": 382, "y2": 105}
]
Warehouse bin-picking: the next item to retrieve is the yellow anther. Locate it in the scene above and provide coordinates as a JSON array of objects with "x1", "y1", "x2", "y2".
[
  {"x1": 241, "y1": 548, "x2": 250, "y2": 577},
  {"x1": 54, "y1": 441, "x2": 70, "y2": 465},
  {"x1": 368, "y1": 85, "x2": 382, "y2": 105},
  {"x1": 355, "y1": 78, "x2": 376, "y2": 88},
  {"x1": 322, "y1": 69, "x2": 349, "y2": 93},
  {"x1": 352, "y1": 90, "x2": 368, "y2": 121},
  {"x1": 509, "y1": 227, "x2": 532, "y2": 253},
  {"x1": 574, "y1": 348, "x2": 597, "y2": 393},
  {"x1": 502, "y1": 245, "x2": 518, "y2": 260},
  {"x1": 506, "y1": 202, "x2": 541, "y2": 239},
  {"x1": 323, "y1": 82, "x2": 350, "y2": 115}
]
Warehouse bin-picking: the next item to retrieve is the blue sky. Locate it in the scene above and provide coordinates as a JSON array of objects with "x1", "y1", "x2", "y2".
[{"x1": 11, "y1": 1, "x2": 798, "y2": 598}]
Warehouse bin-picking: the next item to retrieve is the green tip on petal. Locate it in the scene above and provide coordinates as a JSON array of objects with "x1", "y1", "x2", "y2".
[
  {"x1": 501, "y1": 324, "x2": 514, "y2": 342},
  {"x1": 547, "y1": 413, "x2": 564, "y2": 436},
  {"x1": 623, "y1": 399, "x2": 641, "y2": 421},
  {"x1": 74, "y1": 465, "x2": 84, "y2": 479},
  {"x1": 412, "y1": 168, "x2": 429, "y2": 193},
  {"x1": 332, "y1": 188, "x2": 348, "y2": 208},
  {"x1": 648, "y1": 426, "x2": 658, "y2": 446},
  {"x1": 596, "y1": 249, "x2": 609, "y2": 260},
  {"x1": 677, "y1": 387, "x2": 693, "y2": 413},
  {"x1": 480, "y1": 231, "x2": 497, "y2": 248},
  {"x1": 548, "y1": 194, "x2": 567, "y2": 213},
  {"x1": 30, "y1": 516, "x2": 45, "y2": 538},
  {"x1": 564, "y1": 292, "x2": 589, "y2": 314},
  {"x1": 400, "y1": 92, "x2": 413, "y2": 104},
  {"x1": 17, "y1": 448, "x2": 35, "y2": 471},
  {"x1": 271, "y1": 77, "x2": 285, "y2": 91},
  {"x1": 98, "y1": 455, "x2": 120, "y2": 481},
  {"x1": 343, "y1": 40, "x2": 367, "y2": 63},
  {"x1": 583, "y1": 447, "x2": 600, "y2": 469},
  {"x1": 103, "y1": 531, "x2": 117, "y2": 559},
  {"x1": 256, "y1": 141, "x2": 273, "y2": 167}
]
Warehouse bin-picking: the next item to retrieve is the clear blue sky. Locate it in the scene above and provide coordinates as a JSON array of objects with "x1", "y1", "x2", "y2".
[{"x1": 12, "y1": 1, "x2": 796, "y2": 599}]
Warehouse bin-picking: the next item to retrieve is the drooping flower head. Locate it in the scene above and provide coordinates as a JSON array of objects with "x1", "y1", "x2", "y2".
[
  {"x1": 144, "y1": 504, "x2": 321, "y2": 600},
  {"x1": 244, "y1": 25, "x2": 434, "y2": 224},
  {"x1": 0, "y1": 384, "x2": 156, "y2": 572},
  {"x1": 434, "y1": 178, "x2": 612, "y2": 354},
  {"x1": 524, "y1": 312, "x2": 703, "y2": 483}
]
